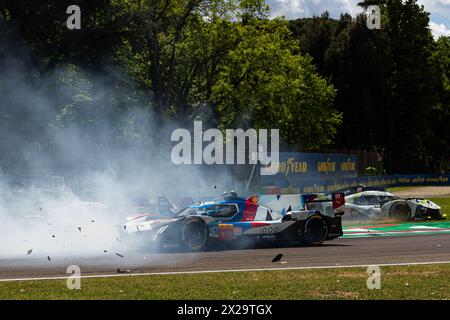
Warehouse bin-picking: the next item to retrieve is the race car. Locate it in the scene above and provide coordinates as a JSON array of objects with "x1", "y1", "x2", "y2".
[
  {"x1": 119, "y1": 191, "x2": 346, "y2": 251},
  {"x1": 344, "y1": 190, "x2": 443, "y2": 221}
]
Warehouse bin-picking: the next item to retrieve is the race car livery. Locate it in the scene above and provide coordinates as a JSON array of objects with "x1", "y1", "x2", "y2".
[
  {"x1": 344, "y1": 190, "x2": 443, "y2": 220},
  {"x1": 120, "y1": 192, "x2": 345, "y2": 251}
]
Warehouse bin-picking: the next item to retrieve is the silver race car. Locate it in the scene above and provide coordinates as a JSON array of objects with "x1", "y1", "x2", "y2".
[{"x1": 344, "y1": 190, "x2": 443, "y2": 221}]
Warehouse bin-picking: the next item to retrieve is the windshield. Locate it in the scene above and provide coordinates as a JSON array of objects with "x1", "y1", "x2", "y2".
[
  {"x1": 362, "y1": 195, "x2": 382, "y2": 205},
  {"x1": 205, "y1": 204, "x2": 238, "y2": 218},
  {"x1": 174, "y1": 204, "x2": 238, "y2": 218},
  {"x1": 175, "y1": 207, "x2": 199, "y2": 217},
  {"x1": 379, "y1": 195, "x2": 397, "y2": 202},
  {"x1": 362, "y1": 195, "x2": 398, "y2": 205}
]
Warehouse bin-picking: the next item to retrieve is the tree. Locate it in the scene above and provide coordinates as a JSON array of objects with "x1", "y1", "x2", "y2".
[
  {"x1": 429, "y1": 36, "x2": 450, "y2": 172},
  {"x1": 289, "y1": 11, "x2": 338, "y2": 75},
  {"x1": 0, "y1": 0, "x2": 125, "y2": 73},
  {"x1": 384, "y1": 0, "x2": 437, "y2": 172},
  {"x1": 324, "y1": 12, "x2": 392, "y2": 151},
  {"x1": 212, "y1": 19, "x2": 340, "y2": 150}
]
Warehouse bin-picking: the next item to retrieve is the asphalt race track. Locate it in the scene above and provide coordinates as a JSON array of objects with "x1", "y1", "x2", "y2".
[{"x1": 0, "y1": 234, "x2": 449, "y2": 280}]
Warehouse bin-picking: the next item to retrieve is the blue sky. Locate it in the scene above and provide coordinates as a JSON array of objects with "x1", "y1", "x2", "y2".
[{"x1": 266, "y1": 0, "x2": 450, "y2": 38}]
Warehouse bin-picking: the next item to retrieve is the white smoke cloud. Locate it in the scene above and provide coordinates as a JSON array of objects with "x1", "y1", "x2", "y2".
[{"x1": 0, "y1": 30, "x2": 239, "y2": 260}]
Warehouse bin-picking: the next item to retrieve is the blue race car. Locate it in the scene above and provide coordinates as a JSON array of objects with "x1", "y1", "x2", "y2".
[{"x1": 120, "y1": 192, "x2": 345, "y2": 251}]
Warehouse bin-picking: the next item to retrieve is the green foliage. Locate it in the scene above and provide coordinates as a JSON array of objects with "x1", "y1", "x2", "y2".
[
  {"x1": 111, "y1": 0, "x2": 341, "y2": 148},
  {"x1": 212, "y1": 20, "x2": 340, "y2": 149},
  {"x1": 428, "y1": 36, "x2": 450, "y2": 169},
  {"x1": 289, "y1": 0, "x2": 447, "y2": 173},
  {"x1": 0, "y1": 0, "x2": 448, "y2": 171}
]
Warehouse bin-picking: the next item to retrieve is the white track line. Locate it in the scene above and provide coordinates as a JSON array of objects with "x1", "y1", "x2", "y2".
[{"x1": 1, "y1": 260, "x2": 450, "y2": 282}]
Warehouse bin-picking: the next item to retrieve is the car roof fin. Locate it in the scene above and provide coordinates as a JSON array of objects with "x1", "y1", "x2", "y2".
[
  {"x1": 246, "y1": 195, "x2": 258, "y2": 204},
  {"x1": 265, "y1": 210, "x2": 273, "y2": 221}
]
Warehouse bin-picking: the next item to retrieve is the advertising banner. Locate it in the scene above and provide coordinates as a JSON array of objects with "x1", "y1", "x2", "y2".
[
  {"x1": 261, "y1": 174, "x2": 450, "y2": 195},
  {"x1": 261, "y1": 152, "x2": 358, "y2": 187}
]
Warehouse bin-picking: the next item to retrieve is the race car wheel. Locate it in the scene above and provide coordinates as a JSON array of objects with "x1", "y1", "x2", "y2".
[
  {"x1": 389, "y1": 202, "x2": 411, "y2": 221},
  {"x1": 181, "y1": 218, "x2": 208, "y2": 251},
  {"x1": 303, "y1": 215, "x2": 328, "y2": 246}
]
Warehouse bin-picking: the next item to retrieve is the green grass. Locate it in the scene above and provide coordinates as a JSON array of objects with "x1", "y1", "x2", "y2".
[{"x1": 1, "y1": 264, "x2": 449, "y2": 300}]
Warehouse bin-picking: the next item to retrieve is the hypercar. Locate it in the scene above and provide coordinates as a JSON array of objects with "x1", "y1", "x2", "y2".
[
  {"x1": 119, "y1": 192, "x2": 346, "y2": 251},
  {"x1": 344, "y1": 190, "x2": 443, "y2": 221}
]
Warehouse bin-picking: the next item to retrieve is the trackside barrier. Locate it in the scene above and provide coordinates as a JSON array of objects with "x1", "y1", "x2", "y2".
[{"x1": 259, "y1": 174, "x2": 450, "y2": 195}]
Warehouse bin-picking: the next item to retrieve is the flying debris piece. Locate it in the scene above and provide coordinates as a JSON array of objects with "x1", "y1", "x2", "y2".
[
  {"x1": 47, "y1": 256, "x2": 51, "y2": 261},
  {"x1": 52, "y1": 235, "x2": 55, "y2": 238},
  {"x1": 117, "y1": 268, "x2": 132, "y2": 274},
  {"x1": 272, "y1": 253, "x2": 283, "y2": 263},
  {"x1": 26, "y1": 249, "x2": 32, "y2": 256},
  {"x1": 115, "y1": 253, "x2": 124, "y2": 258},
  {"x1": 78, "y1": 227, "x2": 82, "y2": 232},
  {"x1": 104, "y1": 250, "x2": 108, "y2": 253},
  {"x1": 91, "y1": 220, "x2": 95, "y2": 223}
]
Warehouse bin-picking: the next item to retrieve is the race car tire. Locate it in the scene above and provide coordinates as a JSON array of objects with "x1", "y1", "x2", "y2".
[
  {"x1": 303, "y1": 215, "x2": 328, "y2": 246},
  {"x1": 389, "y1": 202, "x2": 411, "y2": 221},
  {"x1": 181, "y1": 218, "x2": 208, "y2": 251}
]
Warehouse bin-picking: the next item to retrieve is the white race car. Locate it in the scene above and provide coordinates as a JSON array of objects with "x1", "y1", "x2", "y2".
[{"x1": 344, "y1": 190, "x2": 443, "y2": 221}]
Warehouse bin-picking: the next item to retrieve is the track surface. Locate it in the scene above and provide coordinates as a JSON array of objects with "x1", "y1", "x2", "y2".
[{"x1": 0, "y1": 234, "x2": 449, "y2": 280}]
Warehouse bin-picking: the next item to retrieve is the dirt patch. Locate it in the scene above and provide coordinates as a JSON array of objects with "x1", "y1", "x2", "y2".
[{"x1": 393, "y1": 186, "x2": 450, "y2": 198}]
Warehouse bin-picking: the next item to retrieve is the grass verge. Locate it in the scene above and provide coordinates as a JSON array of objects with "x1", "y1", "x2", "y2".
[{"x1": 0, "y1": 263, "x2": 449, "y2": 300}]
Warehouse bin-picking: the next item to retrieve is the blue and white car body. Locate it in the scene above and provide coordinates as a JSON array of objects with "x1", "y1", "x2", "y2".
[{"x1": 120, "y1": 192, "x2": 346, "y2": 251}]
